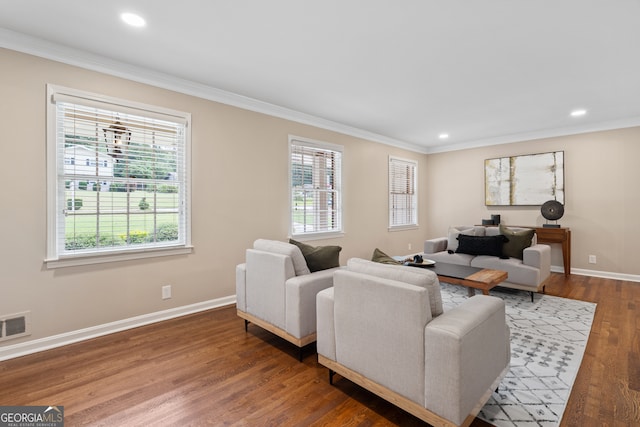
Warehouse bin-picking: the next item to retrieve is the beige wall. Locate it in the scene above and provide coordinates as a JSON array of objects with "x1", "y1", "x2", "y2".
[
  {"x1": 2, "y1": 47, "x2": 638, "y2": 352},
  {"x1": 426, "y1": 128, "x2": 640, "y2": 275},
  {"x1": 0, "y1": 48, "x2": 428, "y2": 346}
]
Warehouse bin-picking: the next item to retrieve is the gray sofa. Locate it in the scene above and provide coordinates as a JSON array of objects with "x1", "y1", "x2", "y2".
[
  {"x1": 424, "y1": 225, "x2": 551, "y2": 299},
  {"x1": 316, "y1": 258, "x2": 510, "y2": 427}
]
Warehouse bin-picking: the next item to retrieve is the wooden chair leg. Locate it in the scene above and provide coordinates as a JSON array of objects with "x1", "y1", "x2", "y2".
[
  {"x1": 244, "y1": 319, "x2": 249, "y2": 332},
  {"x1": 329, "y1": 369, "x2": 335, "y2": 385}
]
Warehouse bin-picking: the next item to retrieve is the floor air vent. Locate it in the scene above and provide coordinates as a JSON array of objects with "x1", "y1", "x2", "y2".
[{"x1": 0, "y1": 311, "x2": 31, "y2": 342}]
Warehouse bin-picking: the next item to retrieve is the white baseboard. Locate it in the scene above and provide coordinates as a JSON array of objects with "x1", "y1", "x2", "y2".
[
  {"x1": 570, "y1": 268, "x2": 640, "y2": 282},
  {"x1": 0, "y1": 295, "x2": 236, "y2": 362},
  {"x1": 551, "y1": 265, "x2": 640, "y2": 283}
]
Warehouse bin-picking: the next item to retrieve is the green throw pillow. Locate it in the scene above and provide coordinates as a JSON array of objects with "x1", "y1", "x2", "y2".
[
  {"x1": 289, "y1": 239, "x2": 341, "y2": 272},
  {"x1": 371, "y1": 248, "x2": 402, "y2": 265},
  {"x1": 499, "y1": 224, "x2": 535, "y2": 259}
]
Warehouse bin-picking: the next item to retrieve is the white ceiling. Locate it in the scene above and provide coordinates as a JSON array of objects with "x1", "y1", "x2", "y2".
[{"x1": 2, "y1": 0, "x2": 640, "y2": 153}]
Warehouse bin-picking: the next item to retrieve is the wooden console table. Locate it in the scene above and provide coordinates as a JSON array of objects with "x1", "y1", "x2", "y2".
[{"x1": 534, "y1": 227, "x2": 571, "y2": 276}]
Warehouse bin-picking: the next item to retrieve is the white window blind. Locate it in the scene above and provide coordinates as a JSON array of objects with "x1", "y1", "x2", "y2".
[
  {"x1": 389, "y1": 156, "x2": 418, "y2": 228},
  {"x1": 46, "y1": 85, "x2": 191, "y2": 265},
  {"x1": 290, "y1": 137, "x2": 343, "y2": 238}
]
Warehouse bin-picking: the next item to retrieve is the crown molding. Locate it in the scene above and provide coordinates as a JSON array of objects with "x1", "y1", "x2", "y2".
[
  {"x1": 425, "y1": 117, "x2": 640, "y2": 154},
  {"x1": 3, "y1": 27, "x2": 638, "y2": 156},
  {"x1": 0, "y1": 28, "x2": 428, "y2": 154}
]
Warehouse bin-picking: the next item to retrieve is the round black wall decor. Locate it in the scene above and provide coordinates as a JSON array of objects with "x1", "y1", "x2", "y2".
[{"x1": 541, "y1": 200, "x2": 564, "y2": 221}]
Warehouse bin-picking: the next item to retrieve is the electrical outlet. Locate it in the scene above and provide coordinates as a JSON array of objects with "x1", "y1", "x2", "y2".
[
  {"x1": 588, "y1": 255, "x2": 597, "y2": 264},
  {"x1": 408, "y1": 243, "x2": 412, "y2": 250},
  {"x1": 162, "y1": 285, "x2": 172, "y2": 299}
]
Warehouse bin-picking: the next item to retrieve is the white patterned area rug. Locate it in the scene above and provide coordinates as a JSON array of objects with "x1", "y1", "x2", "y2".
[{"x1": 439, "y1": 283, "x2": 597, "y2": 427}]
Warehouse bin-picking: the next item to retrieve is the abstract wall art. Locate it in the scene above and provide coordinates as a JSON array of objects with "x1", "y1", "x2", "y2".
[{"x1": 485, "y1": 151, "x2": 564, "y2": 206}]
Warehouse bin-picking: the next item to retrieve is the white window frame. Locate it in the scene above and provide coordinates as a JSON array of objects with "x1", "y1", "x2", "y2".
[
  {"x1": 389, "y1": 156, "x2": 418, "y2": 230},
  {"x1": 45, "y1": 85, "x2": 192, "y2": 268},
  {"x1": 289, "y1": 135, "x2": 343, "y2": 240}
]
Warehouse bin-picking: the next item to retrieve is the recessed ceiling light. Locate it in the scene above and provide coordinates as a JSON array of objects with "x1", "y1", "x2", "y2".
[
  {"x1": 438, "y1": 133, "x2": 449, "y2": 139},
  {"x1": 121, "y1": 12, "x2": 146, "y2": 27},
  {"x1": 570, "y1": 109, "x2": 587, "y2": 117}
]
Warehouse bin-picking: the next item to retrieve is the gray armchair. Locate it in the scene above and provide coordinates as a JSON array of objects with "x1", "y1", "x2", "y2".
[
  {"x1": 236, "y1": 239, "x2": 338, "y2": 359},
  {"x1": 316, "y1": 258, "x2": 510, "y2": 426}
]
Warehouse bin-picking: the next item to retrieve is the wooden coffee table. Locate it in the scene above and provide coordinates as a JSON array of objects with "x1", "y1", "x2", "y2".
[{"x1": 410, "y1": 261, "x2": 508, "y2": 297}]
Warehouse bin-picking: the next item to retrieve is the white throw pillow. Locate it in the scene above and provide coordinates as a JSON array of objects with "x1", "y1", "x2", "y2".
[{"x1": 447, "y1": 226, "x2": 476, "y2": 252}]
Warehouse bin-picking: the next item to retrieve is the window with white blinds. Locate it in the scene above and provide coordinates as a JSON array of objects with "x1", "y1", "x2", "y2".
[
  {"x1": 46, "y1": 85, "x2": 191, "y2": 267},
  {"x1": 289, "y1": 136, "x2": 343, "y2": 238},
  {"x1": 389, "y1": 156, "x2": 418, "y2": 229}
]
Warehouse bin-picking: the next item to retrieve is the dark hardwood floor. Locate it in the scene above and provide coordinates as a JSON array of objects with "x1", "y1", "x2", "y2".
[{"x1": 0, "y1": 273, "x2": 638, "y2": 426}]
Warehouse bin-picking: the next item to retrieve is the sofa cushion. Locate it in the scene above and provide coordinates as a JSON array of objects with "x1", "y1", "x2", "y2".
[
  {"x1": 289, "y1": 239, "x2": 341, "y2": 272},
  {"x1": 499, "y1": 224, "x2": 535, "y2": 259},
  {"x1": 254, "y1": 239, "x2": 310, "y2": 276},
  {"x1": 346, "y1": 258, "x2": 443, "y2": 316},
  {"x1": 471, "y1": 255, "x2": 540, "y2": 290},
  {"x1": 456, "y1": 234, "x2": 507, "y2": 258},
  {"x1": 426, "y1": 251, "x2": 475, "y2": 266},
  {"x1": 371, "y1": 248, "x2": 402, "y2": 265},
  {"x1": 447, "y1": 226, "x2": 477, "y2": 252}
]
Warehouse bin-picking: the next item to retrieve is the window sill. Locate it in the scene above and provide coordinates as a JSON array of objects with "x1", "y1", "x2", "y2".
[
  {"x1": 290, "y1": 231, "x2": 345, "y2": 242},
  {"x1": 45, "y1": 245, "x2": 194, "y2": 269},
  {"x1": 388, "y1": 225, "x2": 419, "y2": 232}
]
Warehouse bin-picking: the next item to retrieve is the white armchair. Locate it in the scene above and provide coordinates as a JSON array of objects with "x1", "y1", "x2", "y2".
[
  {"x1": 236, "y1": 239, "x2": 339, "y2": 359},
  {"x1": 316, "y1": 258, "x2": 510, "y2": 426}
]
